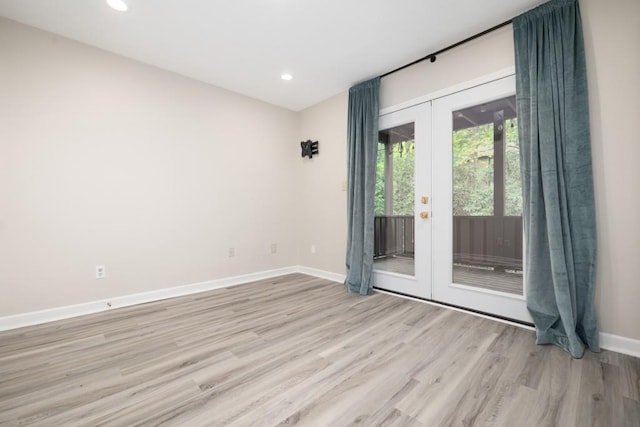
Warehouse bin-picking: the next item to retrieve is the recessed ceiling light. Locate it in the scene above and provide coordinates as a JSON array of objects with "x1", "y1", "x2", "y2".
[
  {"x1": 281, "y1": 74, "x2": 293, "y2": 81},
  {"x1": 106, "y1": 0, "x2": 128, "y2": 12}
]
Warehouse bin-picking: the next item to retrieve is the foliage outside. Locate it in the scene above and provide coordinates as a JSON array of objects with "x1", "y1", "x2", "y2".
[
  {"x1": 375, "y1": 141, "x2": 415, "y2": 216},
  {"x1": 503, "y1": 118, "x2": 523, "y2": 216},
  {"x1": 453, "y1": 123, "x2": 494, "y2": 216},
  {"x1": 375, "y1": 117, "x2": 522, "y2": 217},
  {"x1": 449, "y1": 117, "x2": 522, "y2": 216}
]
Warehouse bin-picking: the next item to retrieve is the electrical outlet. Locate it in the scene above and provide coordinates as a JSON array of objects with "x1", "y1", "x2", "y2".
[
  {"x1": 228, "y1": 247, "x2": 235, "y2": 257},
  {"x1": 96, "y1": 265, "x2": 106, "y2": 279},
  {"x1": 270, "y1": 243, "x2": 277, "y2": 254},
  {"x1": 311, "y1": 245, "x2": 316, "y2": 254}
]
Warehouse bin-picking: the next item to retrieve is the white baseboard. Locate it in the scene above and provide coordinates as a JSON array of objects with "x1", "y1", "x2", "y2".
[
  {"x1": 599, "y1": 332, "x2": 640, "y2": 359},
  {"x1": 2, "y1": 265, "x2": 639, "y2": 359},
  {"x1": 296, "y1": 265, "x2": 346, "y2": 284},
  {"x1": 0, "y1": 266, "x2": 297, "y2": 332}
]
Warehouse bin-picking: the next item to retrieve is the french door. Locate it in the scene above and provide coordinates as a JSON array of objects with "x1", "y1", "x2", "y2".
[
  {"x1": 372, "y1": 103, "x2": 431, "y2": 299},
  {"x1": 374, "y1": 75, "x2": 531, "y2": 323}
]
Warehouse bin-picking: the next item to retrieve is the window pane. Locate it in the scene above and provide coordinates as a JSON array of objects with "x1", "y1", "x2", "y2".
[
  {"x1": 504, "y1": 117, "x2": 523, "y2": 216},
  {"x1": 375, "y1": 142, "x2": 386, "y2": 216},
  {"x1": 453, "y1": 123, "x2": 494, "y2": 216},
  {"x1": 452, "y1": 96, "x2": 523, "y2": 295},
  {"x1": 391, "y1": 140, "x2": 415, "y2": 215},
  {"x1": 374, "y1": 123, "x2": 415, "y2": 276}
]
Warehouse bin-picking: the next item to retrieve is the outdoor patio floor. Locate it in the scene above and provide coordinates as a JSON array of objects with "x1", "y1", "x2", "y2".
[{"x1": 373, "y1": 256, "x2": 523, "y2": 295}]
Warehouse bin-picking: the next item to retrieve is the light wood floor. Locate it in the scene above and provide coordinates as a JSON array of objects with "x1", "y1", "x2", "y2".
[{"x1": 0, "y1": 274, "x2": 638, "y2": 426}]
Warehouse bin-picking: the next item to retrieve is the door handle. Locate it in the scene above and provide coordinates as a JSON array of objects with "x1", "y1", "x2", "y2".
[{"x1": 420, "y1": 211, "x2": 429, "y2": 219}]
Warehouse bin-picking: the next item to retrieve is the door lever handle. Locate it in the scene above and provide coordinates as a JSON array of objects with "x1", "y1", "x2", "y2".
[{"x1": 420, "y1": 211, "x2": 429, "y2": 219}]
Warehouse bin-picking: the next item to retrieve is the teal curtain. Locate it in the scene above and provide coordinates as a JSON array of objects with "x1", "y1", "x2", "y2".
[
  {"x1": 345, "y1": 77, "x2": 380, "y2": 295},
  {"x1": 514, "y1": 0, "x2": 599, "y2": 358}
]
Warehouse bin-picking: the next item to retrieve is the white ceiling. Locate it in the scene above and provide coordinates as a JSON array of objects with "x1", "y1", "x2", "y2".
[{"x1": 0, "y1": 0, "x2": 545, "y2": 111}]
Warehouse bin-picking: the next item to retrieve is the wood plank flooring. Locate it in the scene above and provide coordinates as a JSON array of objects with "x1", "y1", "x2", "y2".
[{"x1": 0, "y1": 273, "x2": 638, "y2": 426}]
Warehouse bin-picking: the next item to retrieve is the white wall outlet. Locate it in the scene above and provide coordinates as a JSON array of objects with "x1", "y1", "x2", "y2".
[
  {"x1": 228, "y1": 247, "x2": 235, "y2": 257},
  {"x1": 95, "y1": 265, "x2": 106, "y2": 279},
  {"x1": 270, "y1": 243, "x2": 277, "y2": 254},
  {"x1": 311, "y1": 245, "x2": 316, "y2": 254}
]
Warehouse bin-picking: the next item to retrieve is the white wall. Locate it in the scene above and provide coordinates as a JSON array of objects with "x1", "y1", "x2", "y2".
[
  {"x1": 296, "y1": 0, "x2": 640, "y2": 341},
  {"x1": 581, "y1": 0, "x2": 640, "y2": 342},
  {"x1": 0, "y1": 18, "x2": 299, "y2": 316},
  {"x1": 296, "y1": 92, "x2": 348, "y2": 274},
  {"x1": 380, "y1": 25, "x2": 515, "y2": 109}
]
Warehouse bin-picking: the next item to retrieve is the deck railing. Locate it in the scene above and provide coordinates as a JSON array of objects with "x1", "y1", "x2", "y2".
[
  {"x1": 453, "y1": 216, "x2": 522, "y2": 270},
  {"x1": 374, "y1": 216, "x2": 414, "y2": 258},
  {"x1": 374, "y1": 215, "x2": 523, "y2": 270}
]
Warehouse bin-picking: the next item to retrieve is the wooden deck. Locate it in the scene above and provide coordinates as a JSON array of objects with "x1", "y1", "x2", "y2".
[{"x1": 374, "y1": 256, "x2": 523, "y2": 295}]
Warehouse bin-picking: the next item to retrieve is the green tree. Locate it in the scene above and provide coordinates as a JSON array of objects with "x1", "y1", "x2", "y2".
[
  {"x1": 376, "y1": 117, "x2": 522, "y2": 218},
  {"x1": 453, "y1": 124, "x2": 494, "y2": 216},
  {"x1": 375, "y1": 142, "x2": 386, "y2": 215},
  {"x1": 375, "y1": 140, "x2": 415, "y2": 216},
  {"x1": 504, "y1": 118, "x2": 523, "y2": 216},
  {"x1": 452, "y1": 118, "x2": 523, "y2": 217},
  {"x1": 392, "y1": 141, "x2": 415, "y2": 215}
]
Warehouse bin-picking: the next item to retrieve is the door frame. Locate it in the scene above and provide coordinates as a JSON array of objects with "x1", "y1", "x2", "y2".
[{"x1": 374, "y1": 70, "x2": 532, "y2": 323}]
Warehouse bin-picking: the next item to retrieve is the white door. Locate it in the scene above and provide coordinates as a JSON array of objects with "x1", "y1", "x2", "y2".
[
  {"x1": 432, "y1": 75, "x2": 531, "y2": 322},
  {"x1": 373, "y1": 103, "x2": 431, "y2": 299}
]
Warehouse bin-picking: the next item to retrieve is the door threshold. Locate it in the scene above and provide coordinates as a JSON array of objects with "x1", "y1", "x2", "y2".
[{"x1": 373, "y1": 287, "x2": 534, "y2": 329}]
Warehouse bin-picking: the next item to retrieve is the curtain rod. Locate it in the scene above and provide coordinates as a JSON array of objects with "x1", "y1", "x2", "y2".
[{"x1": 380, "y1": 19, "x2": 513, "y2": 78}]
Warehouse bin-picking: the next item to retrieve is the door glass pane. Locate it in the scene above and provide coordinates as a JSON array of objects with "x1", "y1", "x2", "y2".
[
  {"x1": 453, "y1": 122, "x2": 494, "y2": 216},
  {"x1": 504, "y1": 117, "x2": 523, "y2": 216},
  {"x1": 451, "y1": 96, "x2": 523, "y2": 295},
  {"x1": 374, "y1": 123, "x2": 415, "y2": 276}
]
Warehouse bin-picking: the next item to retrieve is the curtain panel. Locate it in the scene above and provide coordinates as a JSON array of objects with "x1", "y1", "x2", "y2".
[
  {"x1": 345, "y1": 77, "x2": 380, "y2": 295},
  {"x1": 513, "y1": 0, "x2": 599, "y2": 358}
]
